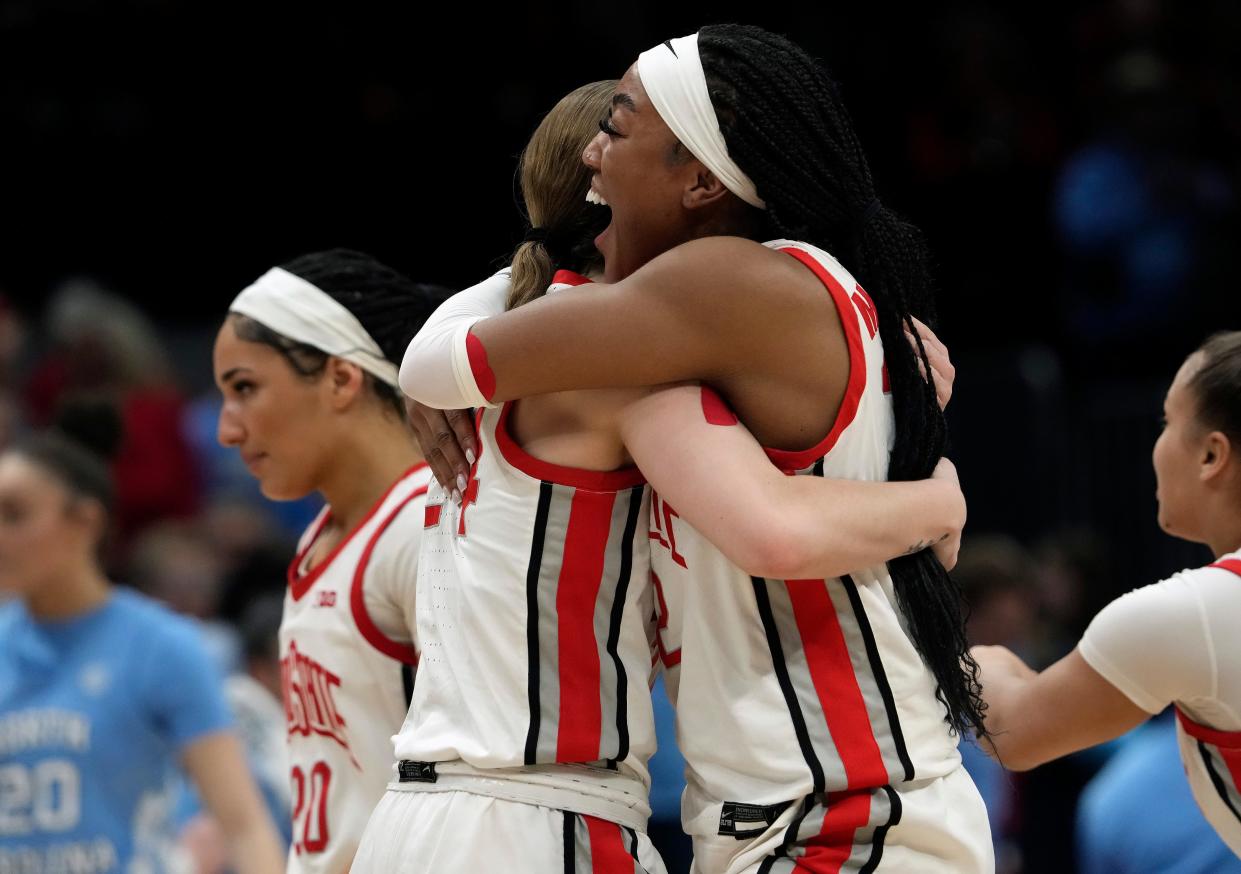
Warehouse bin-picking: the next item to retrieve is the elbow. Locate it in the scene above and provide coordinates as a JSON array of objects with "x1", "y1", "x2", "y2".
[{"x1": 729, "y1": 524, "x2": 814, "y2": 581}]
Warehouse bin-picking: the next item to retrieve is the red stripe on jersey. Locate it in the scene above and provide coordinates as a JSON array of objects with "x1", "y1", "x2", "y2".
[
  {"x1": 787, "y1": 581, "x2": 888, "y2": 789},
  {"x1": 797, "y1": 790, "x2": 873, "y2": 874},
  {"x1": 350, "y1": 486, "x2": 428, "y2": 665},
  {"x1": 551, "y1": 269, "x2": 592, "y2": 287},
  {"x1": 288, "y1": 463, "x2": 430, "y2": 602},
  {"x1": 651, "y1": 570, "x2": 681, "y2": 668},
  {"x1": 701, "y1": 386, "x2": 739, "y2": 425},
  {"x1": 583, "y1": 815, "x2": 633, "y2": 874},
  {"x1": 1177, "y1": 707, "x2": 1241, "y2": 748},
  {"x1": 763, "y1": 248, "x2": 867, "y2": 471},
  {"x1": 495, "y1": 403, "x2": 645, "y2": 490},
  {"x1": 1210, "y1": 559, "x2": 1241, "y2": 578},
  {"x1": 555, "y1": 489, "x2": 617, "y2": 761},
  {"x1": 465, "y1": 331, "x2": 497, "y2": 402}
]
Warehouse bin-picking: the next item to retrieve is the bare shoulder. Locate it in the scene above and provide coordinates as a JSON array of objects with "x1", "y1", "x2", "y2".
[{"x1": 622, "y1": 236, "x2": 824, "y2": 310}]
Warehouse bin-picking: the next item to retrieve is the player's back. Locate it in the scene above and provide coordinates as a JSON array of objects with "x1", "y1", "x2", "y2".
[{"x1": 395, "y1": 278, "x2": 659, "y2": 827}]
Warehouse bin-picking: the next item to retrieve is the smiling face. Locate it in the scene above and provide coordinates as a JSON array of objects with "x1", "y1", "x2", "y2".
[
  {"x1": 213, "y1": 317, "x2": 337, "y2": 501},
  {"x1": 582, "y1": 64, "x2": 703, "y2": 282},
  {"x1": 0, "y1": 454, "x2": 95, "y2": 598},
  {"x1": 1153, "y1": 352, "x2": 1210, "y2": 539}
]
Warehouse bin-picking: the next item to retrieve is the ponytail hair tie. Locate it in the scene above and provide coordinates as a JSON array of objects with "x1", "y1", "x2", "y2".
[{"x1": 520, "y1": 225, "x2": 577, "y2": 260}]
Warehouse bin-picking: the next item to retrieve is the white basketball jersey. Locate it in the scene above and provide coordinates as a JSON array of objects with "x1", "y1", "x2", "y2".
[
  {"x1": 653, "y1": 241, "x2": 964, "y2": 840},
  {"x1": 1081, "y1": 553, "x2": 1241, "y2": 856},
  {"x1": 280, "y1": 464, "x2": 431, "y2": 874},
  {"x1": 393, "y1": 386, "x2": 659, "y2": 824}
]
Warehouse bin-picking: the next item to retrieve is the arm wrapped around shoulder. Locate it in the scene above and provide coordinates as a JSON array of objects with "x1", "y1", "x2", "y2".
[{"x1": 399, "y1": 270, "x2": 511, "y2": 409}]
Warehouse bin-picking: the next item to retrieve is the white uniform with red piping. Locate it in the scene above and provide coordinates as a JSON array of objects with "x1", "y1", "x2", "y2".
[
  {"x1": 280, "y1": 463, "x2": 430, "y2": 874},
  {"x1": 354, "y1": 271, "x2": 666, "y2": 874},
  {"x1": 652, "y1": 240, "x2": 992, "y2": 874},
  {"x1": 1081, "y1": 553, "x2": 1241, "y2": 857}
]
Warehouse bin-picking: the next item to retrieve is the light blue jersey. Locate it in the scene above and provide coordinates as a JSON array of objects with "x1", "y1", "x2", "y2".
[{"x1": 0, "y1": 588, "x2": 233, "y2": 873}]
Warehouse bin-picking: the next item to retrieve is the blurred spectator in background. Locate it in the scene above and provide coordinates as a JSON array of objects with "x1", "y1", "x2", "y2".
[
  {"x1": 1053, "y1": 49, "x2": 1236, "y2": 377},
  {"x1": 127, "y1": 520, "x2": 240, "y2": 674},
  {"x1": 22, "y1": 279, "x2": 201, "y2": 551},
  {"x1": 0, "y1": 295, "x2": 26, "y2": 451}
]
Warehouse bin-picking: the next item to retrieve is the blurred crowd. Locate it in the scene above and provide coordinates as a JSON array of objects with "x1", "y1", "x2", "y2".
[{"x1": 2, "y1": 0, "x2": 1240, "y2": 872}]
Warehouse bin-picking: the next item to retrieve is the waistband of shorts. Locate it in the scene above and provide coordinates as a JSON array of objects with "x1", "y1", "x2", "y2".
[{"x1": 386, "y1": 759, "x2": 651, "y2": 832}]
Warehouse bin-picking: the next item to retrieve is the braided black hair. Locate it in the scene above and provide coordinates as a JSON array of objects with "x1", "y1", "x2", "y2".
[
  {"x1": 232, "y1": 249, "x2": 451, "y2": 417},
  {"x1": 697, "y1": 24, "x2": 986, "y2": 737}
]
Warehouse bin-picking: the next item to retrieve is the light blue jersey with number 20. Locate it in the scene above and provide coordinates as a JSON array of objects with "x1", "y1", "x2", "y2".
[{"x1": 0, "y1": 589, "x2": 233, "y2": 874}]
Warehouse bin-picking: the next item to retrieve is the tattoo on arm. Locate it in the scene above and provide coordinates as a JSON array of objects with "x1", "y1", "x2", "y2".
[{"x1": 902, "y1": 532, "x2": 950, "y2": 555}]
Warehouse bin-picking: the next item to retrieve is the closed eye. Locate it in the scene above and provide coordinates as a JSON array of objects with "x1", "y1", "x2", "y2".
[{"x1": 598, "y1": 116, "x2": 622, "y2": 137}]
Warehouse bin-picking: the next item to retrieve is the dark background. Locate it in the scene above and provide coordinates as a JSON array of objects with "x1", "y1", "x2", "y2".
[{"x1": 3, "y1": 1, "x2": 1241, "y2": 870}]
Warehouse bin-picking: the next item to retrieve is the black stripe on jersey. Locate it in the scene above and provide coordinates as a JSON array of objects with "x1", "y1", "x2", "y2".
[
  {"x1": 605, "y1": 486, "x2": 643, "y2": 766},
  {"x1": 858, "y1": 785, "x2": 903, "y2": 874},
  {"x1": 622, "y1": 825, "x2": 641, "y2": 863},
  {"x1": 752, "y1": 577, "x2": 827, "y2": 792},
  {"x1": 810, "y1": 461, "x2": 914, "y2": 782},
  {"x1": 1198, "y1": 740, "x2": 1241, "y2": 825},
  {"x1": 840, "y1": 574, "x2": 915, "y2": 782},
  {"x1": 524, "y1": 482, "x2": 555, "y2": 766},
  {"x1": 762, "y1": 793, "x2": 815, "y2": 868},
  {"x1": 563, "y1": 811, "x2": 576, "y2": 874},
  {"x1": 809, "y1": 462, "x2": 913, "y2": 782},
  {"x1": 401, "y1": 663, "x2": 415, "y2": 707}
]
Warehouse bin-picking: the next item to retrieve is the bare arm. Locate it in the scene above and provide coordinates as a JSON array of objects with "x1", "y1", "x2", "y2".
[
  {"x1": 972, "y1": 645, "x2": 1151, "y2": 771},
  {"x1": 181, "y1": 732, "x2": 285, "y2": 874},
  {"x1": 467, "y1": 238, "x2": 810, "y2": 401},
  {"x1": 618, "y1": 384, "x2": 965, "y2": 580}
]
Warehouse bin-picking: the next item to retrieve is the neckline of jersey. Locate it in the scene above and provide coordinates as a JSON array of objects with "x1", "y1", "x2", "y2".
[{"x1": 287, "y1": 462, "x2": 429, "y2": 602}]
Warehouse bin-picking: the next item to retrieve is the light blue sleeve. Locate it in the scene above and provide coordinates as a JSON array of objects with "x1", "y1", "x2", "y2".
[{"x1": 142, "y1": 615, "x2": 235, "y2": 751}]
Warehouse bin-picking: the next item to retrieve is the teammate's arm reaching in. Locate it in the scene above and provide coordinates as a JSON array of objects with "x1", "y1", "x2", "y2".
[{"x1": 618, "y1": 383, "x2": 965, "y2": 579}]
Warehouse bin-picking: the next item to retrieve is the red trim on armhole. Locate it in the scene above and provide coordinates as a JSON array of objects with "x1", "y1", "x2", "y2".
[
  {"x1": 700, "y1": 386, "x2": 739, "y2": 425},
  {"x1": 493, "y1": 402, "x2": 645, "y2": 491},
  {"x1": 551, "y1": 269, "x2": 593, "y2": 287},
  {"x1": 349, "y1": 486, "x2": 428, "y2": 666},
  {"x1": 1176, "y1": 707, "x2": 1241, "y2": 748},
  {"x1": 286, "y1": 463, "x2": 430, "y2": 602},
  {"x1": 762, "y1": 247, "x2": 867, "y2": 471},
  {"x1": 465, "y1": 331, "x2": 497, "y2": 402}
]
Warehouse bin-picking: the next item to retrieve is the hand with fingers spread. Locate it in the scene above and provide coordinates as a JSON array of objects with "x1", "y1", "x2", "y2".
[
  {"x1": 905, "y1": 316, "x2": 955, "y2": 410},
  {"x1": 404, "y1": 398, "x2": 476, "y2": 500}
]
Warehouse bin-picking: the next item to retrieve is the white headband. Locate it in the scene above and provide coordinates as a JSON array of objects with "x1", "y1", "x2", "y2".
[
  {"x1": 229, "y1": 267, "x2": 399, "y2": 387},
  {"x1": 637, "y1": 33, "x2": 766, "y2": 210}
]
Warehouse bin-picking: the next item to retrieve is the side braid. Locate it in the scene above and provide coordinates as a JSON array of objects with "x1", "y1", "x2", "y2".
[{"x1": 699, "y1": 24, "x2": 986, "y2": 738}]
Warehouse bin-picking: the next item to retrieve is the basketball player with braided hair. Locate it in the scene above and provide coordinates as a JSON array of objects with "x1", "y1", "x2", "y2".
[
  {"x1": 213, "y1": 249, "x2": 450, "y2": 873},
  {"x1": 402, "y1": 24, "x2": 990, "y2": 874}
]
